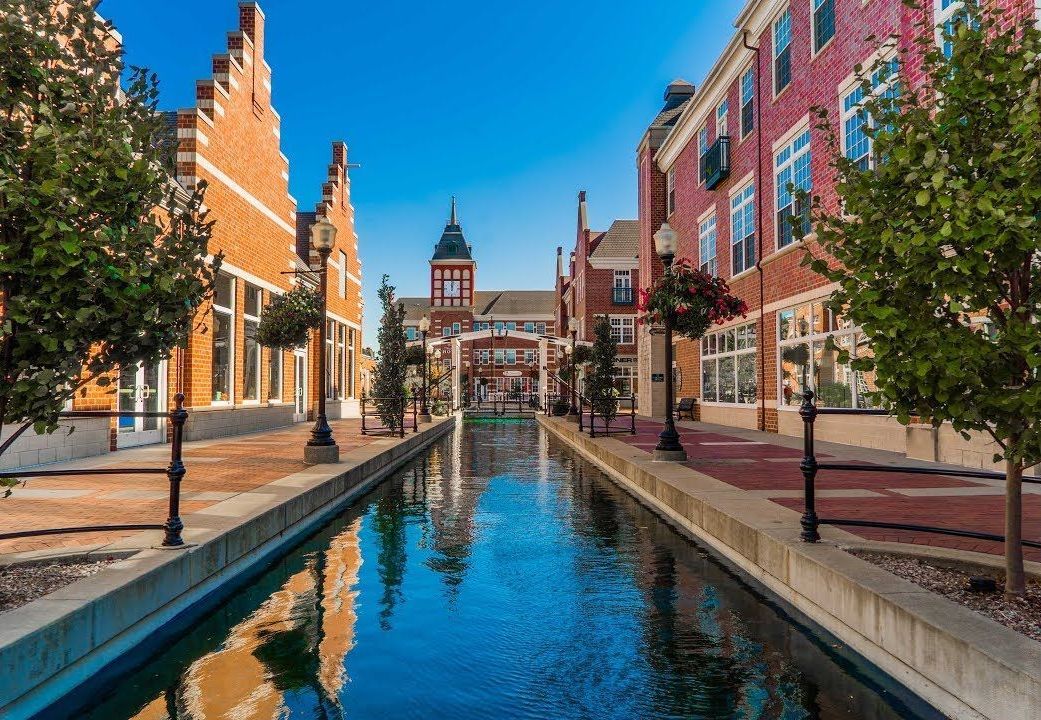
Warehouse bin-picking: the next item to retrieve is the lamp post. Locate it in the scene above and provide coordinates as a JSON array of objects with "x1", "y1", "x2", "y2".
[
  {"x1": 305, "y1": 216, "x2": 339, "y2": 464},
  {"x1": 418, "y1": 316, "x2": 432, "y2": 422},
  {"x1": 567, "y1": 316, "x2": 579, "y2": 419},
  {"x1": 653, "y1": 222, "x2": 687, "y2": 461}
]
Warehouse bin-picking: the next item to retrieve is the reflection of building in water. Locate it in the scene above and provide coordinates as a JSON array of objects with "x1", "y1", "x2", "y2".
[{"x1": 129, "y1": 518, "x2": 363, "y2": 720}]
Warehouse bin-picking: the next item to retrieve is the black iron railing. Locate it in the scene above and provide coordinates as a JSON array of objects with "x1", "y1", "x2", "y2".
[
  {"x1": 612, "y1": 287, "x2": 634, "y2": 305},
  {"x1": 360, "y1": 396, "x2": 417, "y2": 437},
  {"x1": 587, "y1": 395, "x2": 637, "y2": 438},
  {"x1": 798, "y1": 391, "x2": 1040, "y2": 549},
  {"x1": 702, "y1": 135, "x2": 731, "y2": 190},
  {"x1": 0, "y1": 394, "x2": 189, "y2": 547}
]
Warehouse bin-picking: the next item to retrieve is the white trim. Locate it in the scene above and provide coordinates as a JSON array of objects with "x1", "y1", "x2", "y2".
[
  {"x1": 588, "y1": 257, "x2": 639, "y2": 270},
  {"x1": 763, "y1": 282, "x2": 839, "y2": 315},
  {"x1": 771, "y1": 113, "x2": 812, "y2": 153},
  {"x1": 325, "y1": 309, "x2": 361, "y2": 332},
  {"x1": 728, "y1": 171, "x2": 755, "y2": 197},
  {"x1": 771, "y1": 4, "x2": 793, "y2": 99},
  {"x1": 212, "y1": 259, "x2": 286, "y2": 295},
  {"x1": 195, "y1": 154, "x2": 296, "y2": 237},
  {"x1": 698, "y1": 206, "x2": 716, "y2": 224}
]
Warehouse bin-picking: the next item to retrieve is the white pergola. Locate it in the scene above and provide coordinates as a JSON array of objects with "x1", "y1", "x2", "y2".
[{"x1": 408, "y1": 329, "x2": 592, "y2": 408}]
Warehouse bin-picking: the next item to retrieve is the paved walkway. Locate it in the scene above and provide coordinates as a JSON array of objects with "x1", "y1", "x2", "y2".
[
  {"x1": 618, "y1": 417, "x2": 1041, "y2": 562},
  {"x1": 0, "y1": 420, "x2": 374, "y2": 555}
]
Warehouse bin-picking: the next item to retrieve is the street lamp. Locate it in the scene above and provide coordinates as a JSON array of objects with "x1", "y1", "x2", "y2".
[
  {"x1": 418, "y1": 315, "x2": 432, "y2": 422},
  {"x1": 653, "y1": 222, "x2": 687, "y2": 461},
  {"x1": 567, "y1": 316, "x2": 579, "y2": 419},
  {"x1": 305, "y1": 216, "x2": 339, "y2": 464}
]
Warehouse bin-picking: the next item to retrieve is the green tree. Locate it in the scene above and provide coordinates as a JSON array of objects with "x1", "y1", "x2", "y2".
[
  {"x1": 0, "y1": 2, "x2": 216, "y2": 448},
  {"x1": 372, "y1": 275, "x2": 406, "y2": 428},
  {"x1": 586, "y1": 316, "x2": 619, "y2": 423},
  {"x1": 802, "y1": 1, "x2": 1040, "y2": 595}
]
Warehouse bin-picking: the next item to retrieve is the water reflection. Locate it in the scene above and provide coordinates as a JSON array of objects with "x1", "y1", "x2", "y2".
[{"x1": 86, "y1": 420, "x2": 935, "y2": 720}]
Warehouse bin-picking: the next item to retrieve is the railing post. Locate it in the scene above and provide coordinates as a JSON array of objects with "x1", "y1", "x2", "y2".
[
  {"x1": 799, "y1": 390, "x2": 821, "y2": 542},
  {"x1": 630, "y1": 394, "x2": 637, "y2": 435},
  {"x1": 399, "y1": 397, "x2": 405, "y2": 438},
  {"x1": 590, "y1": 398, "x2": 596, "y2": 438},
  {"x1": 162, "y1": 393, "x2": 188, "y2": 547},
  {"x1": 578, "y1": 395, "x2": 584, "y2": 432},
  {"x1": 412, "y1": 397, "x2": 418, "y2": 433}
]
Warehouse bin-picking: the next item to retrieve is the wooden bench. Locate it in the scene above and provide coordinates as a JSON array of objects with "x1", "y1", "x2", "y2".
[{"x1": 676, "y1": 397, "x2": 697, "y2": 421}]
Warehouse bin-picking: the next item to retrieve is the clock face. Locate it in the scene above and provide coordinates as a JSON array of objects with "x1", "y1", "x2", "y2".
[{"x1": 443, "y1": 280, "x2": 461, "y2": 298}]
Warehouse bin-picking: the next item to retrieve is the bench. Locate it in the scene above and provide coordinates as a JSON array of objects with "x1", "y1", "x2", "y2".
[{"x1": 676, "y1": 397, "x2": 697, "y2": 421}]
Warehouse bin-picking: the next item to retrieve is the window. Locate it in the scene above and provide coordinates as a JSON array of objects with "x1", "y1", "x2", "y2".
[
  {"x1": 494, "y1": 349, "x2": 505, "y2": 365},
  {"x1": 666, "y1": 167, "x2": 676, "y2": 215},
  {"x1": 773, "y1": 8, "x2": 792, "y2": 95},
  {"x1": 524, "y1": 321, "x2": 535, "y2": 333},
  {"x1": 338, "y1": 250, "x2": 347, "y2": 298},
  {"x1": 778, "y1": 300, "x2": 876, "y2": 408},
  {"x1": 477, "y1": 349, "x2": 490, "y2": 364},
  {"x1": 524, "y1": 349, "x2": 536, "y2": 364},
  {"x1": 741, "y1": 67, "x2": 755, "y2": 138},
  {"x1": 506, "y1": 349, "x2": 517, "y2": 365},
  {"x1": 813, "y1": 0, "x2": 835, "y2": 53},
  {"x1": 698, "y1": 126, "x2": 710, "y2": 183},
  {"x1": 936, "y1": 0, "x2": 966, "y2": 58},
  {"x1": 506, "y1": 321, "x2": 517, "y2": 331},
  {"x1": 336, "y1": 324, "x2": 346, "y2": 399},
  {"x1": 268, "y1": 347, "x2": 282, "y2": 401},
  {"x1": 326, "y1": 319, "x2": 337, "y2": 399},
  {"x1": 406, "y1": 326, "x2": 418, "y2": 341},
  {"x1": 841, "y1": 57, "x2": 900, "y2": 171},
  {"x1": 452, "y1": 322, "x2": 461, "y2": 335},
  {"x1": 442, "y1": 327, "x2": 451, "y2": 337},
  {"x1": 699, "y1": 215, "x2": 718, "y2": 276},
  {"x1": 701, "y1": 322, "x2": 757, "y2": 404},
  {"x1": 731, "y1": 182, "x2": 756, "y2": 275},
  {"x1": 717, "y1": 99, "x2": 729, "y2": 137},
  {"x1": 775, "y1": 127, "x2": 812, "y2": 249},
  {"x1": 494, "y1": 321, "x2": 505, "y2": 333},
  {"x1": 536, "y1": 322, "x2": 546, "y2": 335},
  {"x1": 211, "y1": 272, "x2": 234, "y2": 403},
  {"x1": 609, "y1": 317, "x2": 635, "y2": 345},
  {"x1": 243, "y1": 283, "x2": 262, "y2": 402},
  {"x1": 614, "y1": 269, "x2": 631, "y2": 288},
  {"x1": 613, "y1": 362, "x2": 636, "y2": 396},
  {"x1": 347, "y1": 328, "x2": 356, "y2": 398}
]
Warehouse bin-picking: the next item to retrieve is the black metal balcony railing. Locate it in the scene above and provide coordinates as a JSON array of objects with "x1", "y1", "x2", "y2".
[
  {"x1": 612, "y1": 287, "x2": 634, "y2": 305},
  {"x1": 701, "y1": 135, "x2": 731, "y2": 190}
]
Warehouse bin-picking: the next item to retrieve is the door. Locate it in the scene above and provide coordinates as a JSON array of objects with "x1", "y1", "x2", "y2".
[
  {"x1": 294, "y1": 350, "x2": 308, "y2": 422},
  {"x1": 117, "y1": 361, "x2": 165, "y2": 448}
]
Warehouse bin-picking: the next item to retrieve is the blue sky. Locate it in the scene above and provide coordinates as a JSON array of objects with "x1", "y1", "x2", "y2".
[{"x1": 100, "y1": 0, "x2": 741, "y2": 344}]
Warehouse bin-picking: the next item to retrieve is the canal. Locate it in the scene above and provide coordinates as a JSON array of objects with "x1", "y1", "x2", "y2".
[{"x1": 81, "y1": 419, "x2": 938, "y2": 720}]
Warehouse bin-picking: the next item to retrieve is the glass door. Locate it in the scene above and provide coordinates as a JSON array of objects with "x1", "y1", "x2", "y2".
[
  {"x1": 294, "y1": 350, "x2": 308, "y2": 422},
  {"x1": 116, "y1": 361, "x2": 165, "y2": 448}
]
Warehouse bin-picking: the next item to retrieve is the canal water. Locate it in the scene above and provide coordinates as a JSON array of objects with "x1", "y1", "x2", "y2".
[{"x1": 82, "y1": 419, "x2": 938, "y2": 720}]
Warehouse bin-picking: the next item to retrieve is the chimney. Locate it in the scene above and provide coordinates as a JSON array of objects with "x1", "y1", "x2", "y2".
[{"x1": 556, "y1": 246, "x2": 564, "y2": 278}]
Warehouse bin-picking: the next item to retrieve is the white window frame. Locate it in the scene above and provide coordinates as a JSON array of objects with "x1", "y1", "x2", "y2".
[
  {"x1": 536, "y1": 322, "x2": 547, "y2": 335},
  {"x1": 241, "y1": 283, "x2": 263, "y2": 404},
  {"x1": 609, "y1": 316, "x2": 635, "y2": 345},
  {"x1": 524, "y1": 321, "x2": 535, "y2": 333},
  {"x1": 773, "y1": 6, "x2": 793, "y2": 97},
  {"x1": 614, "y1": 269, "x2": 631, "y2": 288},
  {"x1": 211, "y1": 273, "x2": 235, "y2": 406},
  {"x1": 839, "y1": 54, "x2": 899, "y2": 172},
  {"x1": 935, "y1": 0, "x2": 965, "y2": 58},
  {"x1": 666, "y1": 166, "x2": 676, "y2": 216},
  {"x1": 268, "y1": 346, "x2": 283, "y2": 403},
  {"x1": 336, "y1": 323, "x2": 346, "y2": 400},
  {"x1": 505, "y1": 349, "x2": 517, "y2": 365},
  {"x1": 452, "y1": 322, "x2": 461, "y2": 335},
  {"x1": 700, "y1": 322, "x2": 758, "y2": 406},
  {"x1": 325, "y1": 319, "x2": 338, "y2": 400},
  {"x1": 774, "y1": 125, "x2": 812, "y2": 250},
  {"x1": 777, "y1": 299, "x2": 873, "y2": 409},
  {"x1": 524, "y1": 349, "x2": 536, "y2": 365},
  {"x1": 811, "y1": 0, "x2": 836, "y2": 56},
  {"x1": 716, "y1": 98, "x2": 729, "y2": 137},
  {"x1": 730, "y1": 180, "x2": 756, "y2": 275},
  {"x1": 740, "y1": 66, "x2": 755, "y2": 139},
  {"x1": 698, "y1": 212, "x2": 718, "y2": 276},
  {"x1": 697, "y1": 125, "x2": 710, "y2": 184}
]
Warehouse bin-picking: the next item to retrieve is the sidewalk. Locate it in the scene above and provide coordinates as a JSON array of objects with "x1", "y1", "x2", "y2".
[
  {"x1": 0, "y1": 420, "x2": 375, "y2": 556},
  {"x1": 620, "y1": 416, "x2": 1040, "y2": 561}
]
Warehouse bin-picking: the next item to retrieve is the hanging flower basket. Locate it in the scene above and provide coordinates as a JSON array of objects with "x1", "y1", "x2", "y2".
[
  {"x1": 256, "y1": 286, "x2": 324, "y2": 350},
  {"x1": 637, "y1": 259, "x2": 748, "y2": 340}
]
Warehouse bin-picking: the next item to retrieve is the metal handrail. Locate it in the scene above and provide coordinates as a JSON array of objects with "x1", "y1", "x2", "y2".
[
  {"x1": 587, "y1": 394, "x2": 637, "y2": 437},
  {"x1": 360, "y1": 395, "x2": 409, "y2": 438},
  {"x1": 798, "y1": 390, "x2": 1040, "y2": 549},
  {"x1": 0, "y1": 395, "x2": 189, "y2": 547}
]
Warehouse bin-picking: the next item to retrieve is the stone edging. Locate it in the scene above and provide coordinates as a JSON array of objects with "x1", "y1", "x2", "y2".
[
  {"x1": 537, "y1": 415, "x2": 1041, "y2": 720},
  {"x1": 0, "y1": 417, "x2": 456, "y2": 719}
]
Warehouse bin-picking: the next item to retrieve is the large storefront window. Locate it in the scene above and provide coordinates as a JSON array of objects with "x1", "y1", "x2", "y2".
[
  {"x1": 701, "y1": 323, "x2": 757, "y2": 404},
  {"x1": 212, "y1": 272, "x2": 234, "y2": 403},
  {"x1": 778, "y1": 300, "x2": 876, "y2": 408},
  {"x1": 613, "y1": 360, "x2": 636, "y2": 396},
  {"x1": 243, "y1": 283, "x2": 262, "y2": 402}
]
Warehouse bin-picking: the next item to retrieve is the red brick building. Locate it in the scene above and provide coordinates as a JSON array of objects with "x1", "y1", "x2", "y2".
[
  {"x1": 637, "y1": 0, "x2": 1040, "y2": 467},
  {"x1": 0, "y1": 2, "x2": 364, "y2": 469},
  {"x1": 400, "y1": 199, "x2": 559, "y2": 404},
  {"x1": 555, "y1": 192, "x2": 640, "y2": 396}
]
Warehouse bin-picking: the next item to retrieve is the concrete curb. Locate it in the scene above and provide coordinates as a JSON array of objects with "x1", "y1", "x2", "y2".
[
  {"x1": 0, "y1": 417, "x2": 455, "y2": 719},
  {"x1": 538, "y1": 414, "x2": 1041, "y2": 720}
]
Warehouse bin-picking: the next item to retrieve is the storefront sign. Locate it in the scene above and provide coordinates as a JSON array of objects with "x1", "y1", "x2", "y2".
[{"x1": 651, "y1": 373, "x2": 665, "y2": 383}]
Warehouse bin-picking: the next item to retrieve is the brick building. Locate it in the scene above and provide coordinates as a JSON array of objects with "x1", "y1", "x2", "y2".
[
  {"x1": 400, "y1": 199, "x2": 559, "y2": 403},
  {"x1": 555, "y1": 191, "x2": 641, "y2": 396},
  {"x1": 1, "y1": 2, "x2": 364, "y2": 469},
  {"x1": 638, "y1": 0, "x2": 1040, "y2": 467}
]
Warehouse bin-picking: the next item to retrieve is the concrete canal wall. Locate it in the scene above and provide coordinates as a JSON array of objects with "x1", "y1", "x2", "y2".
[
  {"x1": 537, "y1": 415, "x2": 1041, "y2": 720},
  {"x1": 0, "y1": 417, "x2": 455, "y2": 719}
]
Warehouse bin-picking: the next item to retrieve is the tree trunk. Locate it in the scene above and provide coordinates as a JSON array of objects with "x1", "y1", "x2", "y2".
[{"x1": 1005, "y1": 459, "x2": 1026, "y2": 597}]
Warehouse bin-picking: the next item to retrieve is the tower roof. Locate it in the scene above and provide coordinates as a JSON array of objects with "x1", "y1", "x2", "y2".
[{"x1": 432, "y1": 196, "x2": 473, "y2": 261}]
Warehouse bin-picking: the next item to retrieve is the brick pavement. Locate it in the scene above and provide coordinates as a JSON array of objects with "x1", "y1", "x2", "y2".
[
  {"x1": 0, "y1": 420, "x2": 374, "y2": 555},
  {"x1": 621, "y1": 418, "x2": 1041, "y2": 562}
]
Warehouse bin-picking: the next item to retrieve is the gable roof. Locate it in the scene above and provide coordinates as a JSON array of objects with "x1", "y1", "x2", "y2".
[
  {"x1": 589, "y1": 220, "x2": 639, "y2": 260},
  {"x1": 474, "y1": 290, "x2": 556, "y2": 317}
]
